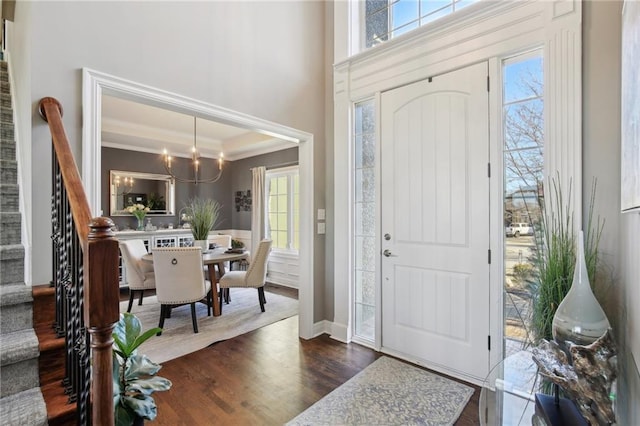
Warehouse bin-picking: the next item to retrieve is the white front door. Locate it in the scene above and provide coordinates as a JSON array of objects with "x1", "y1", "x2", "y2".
[{"x1": 380, "y1": 62, "x2": 491, "y2": 382}]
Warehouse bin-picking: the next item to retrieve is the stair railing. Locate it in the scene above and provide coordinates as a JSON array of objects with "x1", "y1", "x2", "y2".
[{"x1": 39, "y1": 97, "x2": 120, "y2": 425}]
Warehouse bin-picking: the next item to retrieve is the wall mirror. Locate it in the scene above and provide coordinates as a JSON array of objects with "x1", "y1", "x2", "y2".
[{"x1": 109, "y1": 170, "x2": 175, "y2": 216}]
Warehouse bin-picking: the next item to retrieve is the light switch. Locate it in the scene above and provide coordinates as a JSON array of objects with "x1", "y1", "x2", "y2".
[
  {"x1": 317, "y1": 222, "x2": 326, "y2": 234},
  {"x1": 317, "y1": 208, "x2": 326, "y2": 220}
]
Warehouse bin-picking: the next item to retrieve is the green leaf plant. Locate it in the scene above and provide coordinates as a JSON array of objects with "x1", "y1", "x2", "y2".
[
  {"x1": 113, "y1": 312, "x2": 172, "y2": 426},
  {"x1": 183, "y1": 197, "x2": 222, "y2": 241},
  {"x1": 530, "y1": 175, "x2": 604, "y2": 343}
]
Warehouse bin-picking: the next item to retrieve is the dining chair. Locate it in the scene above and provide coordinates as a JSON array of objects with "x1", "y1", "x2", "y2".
[
  {"x1": 119, "y1": 239, "x2": 156, "y2": 313},
  {"x1": 152, "y1": 247, "x2": 212, "y2": 334},
  {"x1": 207, "y1": 234, "x2": 232, "y2": 249},
  {"x1": 218, "y1": 239, "x2": 272, "y2": 313}
]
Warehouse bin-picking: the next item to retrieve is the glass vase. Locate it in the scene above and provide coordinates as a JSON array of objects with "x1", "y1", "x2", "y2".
[
  {"x1": 136, "y1": 217, "x2": 145, "y2": 231},
  {"x1": 552, "y1": 230, "x2": 610, "y2": 354}
]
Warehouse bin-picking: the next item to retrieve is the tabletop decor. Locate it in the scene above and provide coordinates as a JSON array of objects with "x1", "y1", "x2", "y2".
[
  {"x1": 552, "y1": 231, "x2": 610, "y2": 355},
  {"x1": 125, "y1": 204, "x2": 151, "y2": 231},
  {"x1": 113, "y1": 312, "x2": 172, "y2": 426},
  {"x1": 532, "y1": 329, "x2": 617, "y2": 425},
  {"x1": 183, "y1": 197, "x2": 221, "y2": 251}
]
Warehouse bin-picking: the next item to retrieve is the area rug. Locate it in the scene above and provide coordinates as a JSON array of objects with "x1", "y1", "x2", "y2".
[
  {"x1": 286, "y1": 356, "x2": 474, "y2": 426},
  {"x1": 120, "y1": 287, "x2": 298, "y2": 363}
]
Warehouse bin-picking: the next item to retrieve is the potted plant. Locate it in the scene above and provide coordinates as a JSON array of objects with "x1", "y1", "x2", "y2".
[
  {"x1": 183, "y1": 197, "x2": 221, "y2": 251},
  {"x1": 531, "y1": 177, "x2": 604, "y2": 343},
  {"x1": 113, "y1": 312, "x2": 172, "y2": 426}
]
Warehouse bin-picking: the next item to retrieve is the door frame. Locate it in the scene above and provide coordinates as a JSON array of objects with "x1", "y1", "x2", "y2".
[
  {"x1": 81, "y1": 68, "x2": 315, "y2": 340},
  {"x1": 333, "y1": 0, "x2": 582, "y2": 385}
]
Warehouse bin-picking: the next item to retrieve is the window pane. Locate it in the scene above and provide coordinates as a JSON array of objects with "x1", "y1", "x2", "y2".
[
  {"x1": 353, "y1": 99, "x2": 377, "y2": 342},
  {"x1": 278, "y1": 195, "x2": 288, "y2": 213},
  {"x1": 277, "y1": 213, "x2": 288, "y2": 230},
  {"x1": 503, "y1": 50, "x2": 543, "y2": 357},
  {"x1": 420, "y1": 5, "x2": 451, "y2": 25},
  {"x1": 366, "y1": 8, "x2": 390, "y2": 48},
  {"x1": 421, "y1": 0, "x2": 449, "y2": 16},
  {"x1": 504, "y1": 56, "x2": 543, "y2": 104},
  {"x1": 504, "y1": 98, "x2": 544, "y2": 152},
  {"x1": 392, "y1": 0, "x2": 419, "y2": 29},
  {"x1": 392, "y1": 21, "x2": 419, "y2": 38}
]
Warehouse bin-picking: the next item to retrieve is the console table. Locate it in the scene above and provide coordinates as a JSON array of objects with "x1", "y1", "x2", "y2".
[{"x1": 479, "y1": 350, "x2": 541, "y2": 425}]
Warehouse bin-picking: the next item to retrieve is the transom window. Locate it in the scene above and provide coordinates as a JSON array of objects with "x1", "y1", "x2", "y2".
[
  {"x1": 266, "y1": 166, "x2": 299, "y2": 251},
  {"x1": 364, "y1": 0, "x2": 479, "y2": 48}
]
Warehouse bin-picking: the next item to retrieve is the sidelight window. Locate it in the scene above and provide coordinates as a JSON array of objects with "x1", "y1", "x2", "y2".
[
  {"x1": 353, "y1": 99, "x2": 377, "y2": 341},
  {"x1": 502, "y1": 50, "x2": 544, "y2": 356}
]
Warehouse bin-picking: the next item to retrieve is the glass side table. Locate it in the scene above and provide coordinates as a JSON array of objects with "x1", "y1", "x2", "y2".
[{"x1": 479, "y1": 351, "x2": 544, "y2": 426}]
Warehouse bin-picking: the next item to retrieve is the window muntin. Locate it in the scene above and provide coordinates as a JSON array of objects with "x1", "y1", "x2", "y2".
[
  {"x1": 266, "y1": 167, "x2": 299, "y2": 252},
  {"x1": 365, "y1": 0, "x2": 479, "y2": 49}
]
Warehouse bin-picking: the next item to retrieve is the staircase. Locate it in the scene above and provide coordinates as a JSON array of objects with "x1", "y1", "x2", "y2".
[{"x1": 0, "y1": 60, "x2": 48, "y2": 425}]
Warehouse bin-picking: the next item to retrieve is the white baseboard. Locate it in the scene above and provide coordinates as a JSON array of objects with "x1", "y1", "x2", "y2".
[
  {"x1": 330, "y1": 322, "x2": 349, "y2": 343},
  {"x1": 312, "y1": 320, "x2": 333, "y2": 337}
]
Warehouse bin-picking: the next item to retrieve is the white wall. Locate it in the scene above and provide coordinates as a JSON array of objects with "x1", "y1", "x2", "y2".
[
  {"x1": 11, "y1": 1, "x2": 329, "y2": 320},
  {"x1": 582, "y1": 0, "x2": 639, "y2": 421}
]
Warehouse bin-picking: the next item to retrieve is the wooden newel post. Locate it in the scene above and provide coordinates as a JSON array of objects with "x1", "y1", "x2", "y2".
[{"x1": 84, "y1": 217, "x2": 120, "y2": 425}]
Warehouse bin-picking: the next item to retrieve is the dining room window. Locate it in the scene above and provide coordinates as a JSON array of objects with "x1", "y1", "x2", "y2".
[{"x1": 266, "y1": 166, "x2": 299, "y2": 252}]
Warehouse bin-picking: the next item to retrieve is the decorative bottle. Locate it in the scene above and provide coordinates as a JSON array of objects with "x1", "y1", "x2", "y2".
[{"x1": 552, "y1": 230, "x2": 610, "y2": 354}]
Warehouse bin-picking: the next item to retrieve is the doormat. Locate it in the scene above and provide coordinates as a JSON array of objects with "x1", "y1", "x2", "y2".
[{"x1": 286, "y1": 356, "x2": 474, "y2": 425}]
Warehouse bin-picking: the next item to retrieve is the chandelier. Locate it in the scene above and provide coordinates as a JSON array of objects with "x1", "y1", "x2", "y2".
[
  {"x1": 162, "y1": 117, "x2": 224, "y2": 184},
  {"x1": 113, "y1": 175, "x2": 134, "y2": 196}
]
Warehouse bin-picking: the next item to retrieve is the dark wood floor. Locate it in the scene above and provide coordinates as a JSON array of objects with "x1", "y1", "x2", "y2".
[{"x1": 148, "y1": 315, "x2": 481, "y2": 425}]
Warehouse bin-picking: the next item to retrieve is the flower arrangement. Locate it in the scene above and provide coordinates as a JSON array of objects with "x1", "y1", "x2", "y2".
[{"x1": 125, "y1": 204, "x2": 150, "y2": 230}]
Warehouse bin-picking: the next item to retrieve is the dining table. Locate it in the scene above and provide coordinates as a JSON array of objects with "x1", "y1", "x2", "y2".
[{"x1": 142, "y1": 247, "x2": 249, "y2": 317}]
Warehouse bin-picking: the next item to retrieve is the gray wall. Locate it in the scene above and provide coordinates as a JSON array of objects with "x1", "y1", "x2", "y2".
[
  {"x1": 101, "y1": 147, "x2": 232, "y2": 230},
  {"x1": 583, "y1": 1, "x2": 640, "y2": 422},
  {"x1": 227, "y1": 147, "x2": 298, "y2": 230},
  {"x1": 11, "y1": 1, "x2": 329, "y2": 322}
]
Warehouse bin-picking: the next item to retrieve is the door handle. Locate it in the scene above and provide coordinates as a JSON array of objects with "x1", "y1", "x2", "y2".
[{"x1": 383, "y1": 249, "x2": 393, "y2": 257}]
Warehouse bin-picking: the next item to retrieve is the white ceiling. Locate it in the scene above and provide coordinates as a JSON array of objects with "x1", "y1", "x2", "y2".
[{"x1": 101, "y1": 95, "x2": 297, "y2": 161}]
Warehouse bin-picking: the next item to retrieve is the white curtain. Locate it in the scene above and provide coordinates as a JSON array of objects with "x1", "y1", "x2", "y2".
[{"x1": 251, "y1": 166, "x2": 266, "y2": 257}]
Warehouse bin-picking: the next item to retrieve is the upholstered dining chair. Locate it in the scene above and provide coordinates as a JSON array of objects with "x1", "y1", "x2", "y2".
[
  {"x1": 119, "y1": 239, "x2": 156, "y2": 313},
  {"x1": 207, "y1": 234, "x2": 232, "y2": 249},
  {"x1": 152, "y1": 247, "x2": 212, "y2": 334},
  {"x1": 218, "y1": 239, "x2": 272, "y2": 313}
]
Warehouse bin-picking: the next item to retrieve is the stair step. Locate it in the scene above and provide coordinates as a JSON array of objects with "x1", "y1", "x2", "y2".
[
  {"x1": 0, "y1": 284, "x2": 33, "y2": 333},
  {"x1": 1, "y1": 108, "x2": 12, "y2": 123},
  {"x1": 0, "y1": 92, "x2": 9, "y2": 108},
  {"x1": 0, "y1": 329, "x2": 39, "y2": 398},
  {"x1": 1, "y1": 81, "x2": 9, "y2": 95},
  {"x1": 0, "y1": 387, "x2": 48, "y2": 426},
  {"x1": 0, "y1": 212, "x2": 21, "y2": 245},
  {"x1": 1, "y1": 121, "x2": 15, "y2": 145},
  {"x1": 1, "y1": 159, "x2": 17, "y2": 184},
  {"x1": 0, "y1": 244, "x2": 24, "y2": 286},
  {"x1": 41, "y1": 380, "x2": 76, "y2": 426},
  {"x1": 0, "y1": 70, "x2": 7, "y2": 83},
  {"x1": 0, "y1": 183, "x2": 19, "y2": 213}
]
